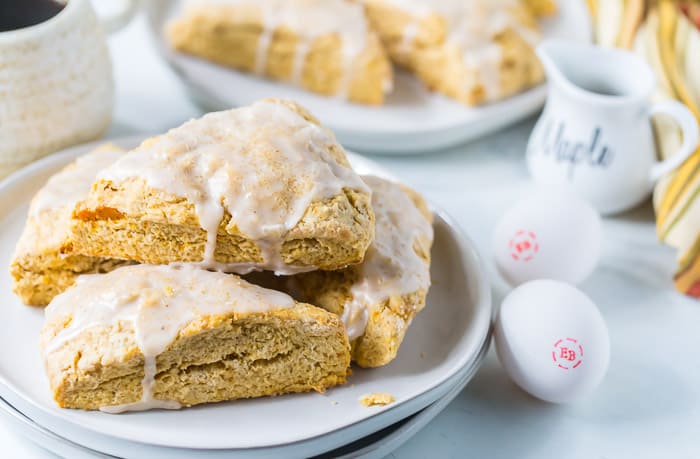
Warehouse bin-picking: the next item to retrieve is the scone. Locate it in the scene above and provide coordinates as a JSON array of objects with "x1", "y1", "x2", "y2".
[
  {"x1": 71, "y1": 99, "x2": 374, "y2": 275},
  {"x1": 9, "y1": 144, "x2": 133, "y2": 306},
  {"x1": 363, "y1": 0, "x2": 547, "y2": 105},
  {"x1": 522, "y1": 0, "x2": 558, "y2": 17},
  {"x1": 166, "y1": 0, "x2": 393, "y2": 105},
  {"x1": 291, "y1": 176, "x2": 434, "y2": 368},
  {"x1": 41, "y1": 264, "x2": 351, "y2": 412}
]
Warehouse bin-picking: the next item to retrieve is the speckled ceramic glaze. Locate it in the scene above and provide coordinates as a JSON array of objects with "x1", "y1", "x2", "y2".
[{"x1": 0, "y1": 0, "x2": 137, "y2": 178}]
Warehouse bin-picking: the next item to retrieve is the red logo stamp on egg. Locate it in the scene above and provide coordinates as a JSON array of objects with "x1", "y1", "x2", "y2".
[
  {"x1": 509, "y1": 230, "x2": 539, "y2": 262},
  {"x1": 552, "y1": 338, "x2": 583, "y2": 370}
]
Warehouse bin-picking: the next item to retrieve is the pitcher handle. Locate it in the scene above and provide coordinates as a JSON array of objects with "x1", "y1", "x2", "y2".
[
  {"x1": 97, "y1": 0, "x2": 142, "y2": 35},
  {"x1": 649, "y1": 100, "x2": 700, "y2": 182}
]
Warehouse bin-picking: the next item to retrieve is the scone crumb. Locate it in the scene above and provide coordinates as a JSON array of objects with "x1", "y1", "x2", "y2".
[
  {"x1": 420, "y1": 352, "x2": 426, "y2": 359},
  {"x1": 359, "y1": 393, "x2": 395, "y2": 407},
  {"x1": 331, "y1": 401, "x2": 339, "y2": 406}
]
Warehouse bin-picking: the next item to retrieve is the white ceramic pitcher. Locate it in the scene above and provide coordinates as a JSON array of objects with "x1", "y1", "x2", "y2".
[{"x1": 526, "y1": 40, "x2": 699, "y2": 215}]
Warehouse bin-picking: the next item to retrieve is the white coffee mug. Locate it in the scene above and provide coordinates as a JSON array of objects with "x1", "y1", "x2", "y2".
[
  {"x1": 0, "y1": 0, "x2": 140, "y2": 178},
  {"x1": 526, "y1": 41, "x2": 700, "y2": 215}
]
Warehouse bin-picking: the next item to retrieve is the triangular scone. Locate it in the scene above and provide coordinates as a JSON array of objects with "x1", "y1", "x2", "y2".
[
  {"x1": 71, "y1": 99, "x2": 374, "y2": 274},
  {"x1": 363, "y1": 0, "x2": 547, "y2": 105},
  {"x1": 291, "y1": 176, "x2": 434, "y2": 368},
  {"x1": 10, "y1": 144, "x2": 133, "y2": 307},
  {"x1": 166, "y1": 0, "x2": 393, "y2": 105},
  {"x1": 41, "y1": 265, "x2": 350, "y2": 411}
]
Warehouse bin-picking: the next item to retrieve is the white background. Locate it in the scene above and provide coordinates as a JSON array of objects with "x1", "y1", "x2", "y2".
[{"x1": 2, "y1": 7, "x2": 700, "y2": 459}]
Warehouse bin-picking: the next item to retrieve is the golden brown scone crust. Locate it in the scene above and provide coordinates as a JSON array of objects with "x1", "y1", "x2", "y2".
[
  {"x1": 42, "y1": 302, "x2": 350, "y2": 410},
  {"x1": 166, "y1": 3, "x2": 393, "y2": 105},
  {"x1": 522, "y1": 0, "x2": 558, "y2": 17},
  {"x1": 9, "y1": 145, "x2": 133, "y2": 306},
  {"x1": 291, "y1": 184, "x2": 433, "y2": 368},
  {"x1": 71, "y1": 100, "x2": 375, "y2": 272}
]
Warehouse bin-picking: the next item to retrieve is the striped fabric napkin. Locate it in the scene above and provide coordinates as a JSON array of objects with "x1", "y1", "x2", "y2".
[{"x1": 587, "y1": 0, "x2": 700, "y2": 296}]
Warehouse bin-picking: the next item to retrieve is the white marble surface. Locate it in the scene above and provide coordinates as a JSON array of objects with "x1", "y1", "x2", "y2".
[{"x1": 2, "y1": 9, "x2": 700, "y2": 459}]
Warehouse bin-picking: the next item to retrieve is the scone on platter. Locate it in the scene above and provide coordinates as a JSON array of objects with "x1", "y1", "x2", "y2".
[
  {"x1": 71, "y1": 99, "x2": 375, "y2": 275},
  {"x1": 291, "y1": 175, "x2": 434, "y2": 368},
  {"x1": 41, "y1": 264, "x2": 350, "y2": 412},
  {"x1": 166, "y1": 0, "x2": 393, "y2": 105},
  {"x1": 363, "y1": 0, "x2": 548, "y2": 105},
  {"x1": 9, "y1": 144, "x2": 133, "y2": 306}
]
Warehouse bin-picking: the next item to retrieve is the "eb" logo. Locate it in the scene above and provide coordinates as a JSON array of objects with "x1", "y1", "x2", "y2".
[
  {"x1": 559, "y1": 347, "x2": 576, "y2": 361},
  {"x1": 552, "y1": 338, "x2": 583, "y2": 370}
]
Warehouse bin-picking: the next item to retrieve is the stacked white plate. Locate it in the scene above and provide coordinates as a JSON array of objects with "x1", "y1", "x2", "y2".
[{"x1": 0, "y1": 137, "x2": 492, "y2": 458}]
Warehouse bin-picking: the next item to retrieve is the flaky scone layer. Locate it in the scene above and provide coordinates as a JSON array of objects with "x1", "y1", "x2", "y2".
[
  {"x1": 41, "y1": 266, "x2": 351, "y2": 411},
  {"x1": 44, "y1": 306, "x2": 350, "y2": 410},
  {"x1": 9, "y1": 144, "x2": 132, "y2": 306},
  {"x1": 291, "y1": 178, "x2": 434, "y2": 368},
  {"x1": 71, "y1": 99, "x2": 374, "y2": 274}
]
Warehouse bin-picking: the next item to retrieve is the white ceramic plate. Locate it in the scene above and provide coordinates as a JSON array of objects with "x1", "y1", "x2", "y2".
[
  {"x1": 0, "y1": 342, "x2": 486, "y2": 459},
  {"x1": 145, "y1": 0, "x2": 591, "y2": 154},
  {"x1": 1, "y1": 342, "x2": 482, "y2": 459},
  {"x1": 0, "y1": 136, "x2": 492, "y2": 455}
]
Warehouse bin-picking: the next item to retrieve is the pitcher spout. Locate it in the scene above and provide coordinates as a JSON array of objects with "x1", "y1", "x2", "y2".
[
  {"x1": 535, "y1": 40, "x2": 568, "y2": 86},
  {"x1": 536, "y1": 39, "x2": 656, "y2": 102}
]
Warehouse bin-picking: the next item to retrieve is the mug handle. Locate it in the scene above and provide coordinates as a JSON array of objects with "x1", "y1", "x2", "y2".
[
  {"x1": 97, "y1": 0, "x2": 142, "y2": 35},
  {"x1": 649, "y1": 100, "x2": 700, "y2": 182}
]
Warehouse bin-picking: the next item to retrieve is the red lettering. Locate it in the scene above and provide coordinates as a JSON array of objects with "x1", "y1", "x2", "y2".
[{"x1": 558, "y1": 347, "x2": 577, "y2": 361}]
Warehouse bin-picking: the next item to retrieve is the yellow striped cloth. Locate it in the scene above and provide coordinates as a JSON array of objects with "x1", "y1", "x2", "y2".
[{"x1": 589, "y1": 0, "x2": 700, "y2": 296}]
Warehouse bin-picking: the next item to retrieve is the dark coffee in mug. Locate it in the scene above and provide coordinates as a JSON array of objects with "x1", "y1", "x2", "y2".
[{"x1": 0, "y1": 0, "x2": 66, "y2": 32}]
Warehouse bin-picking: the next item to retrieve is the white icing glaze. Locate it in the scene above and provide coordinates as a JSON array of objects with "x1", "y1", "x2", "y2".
[
  {"x1": 30, "y1": 145, "x2": 122, "y2": 218},
  {"x1": 43, "y1": 264, "x2": 296, "y2": 413},
  {"x1": 291, "y1": 39, "x2": 312, "y2": 85},
  {"x1": 342, "y1": 176, "x2": 433, "y2": 340},
  {"x1": 254, "y1": 21, "x2": 277, "y2": 75},
  {"x1": 98, "y1": 100, "x2": 368, "y2": 275},
  {"x1": 381, "y1": 0, "x2": 542, "y2": 100},
  {"x1": 189, "y1": 0, "x2": 373, "y2": 98},
  {"x1": 399, "y1": 22, "x2": 419, "y2": 56}
]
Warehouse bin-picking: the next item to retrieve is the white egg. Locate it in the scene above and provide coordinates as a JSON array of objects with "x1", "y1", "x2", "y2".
[
  {"x1": 494, "y1": 280, "x2": 610, "y2": 403},
  {"x1": 492, "y1": 187, "x2": 602, "y2": 286}
]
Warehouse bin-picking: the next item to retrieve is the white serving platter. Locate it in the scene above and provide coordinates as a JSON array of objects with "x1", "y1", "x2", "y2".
[
  {"x1": 145, "y1": 0, "x2": 591, "y2": 154},
  {"x1": 0, "y1": 136, "x2": 492, "y2": 457},
  {"x1": 0, "y1": 338, "x2": 487, "y2": 459}
]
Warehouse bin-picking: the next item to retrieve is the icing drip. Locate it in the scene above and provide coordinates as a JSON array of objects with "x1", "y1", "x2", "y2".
[
  {"x1": 191, "y1": 0, "x2": 370, "y2": 98},
  {"x1": 342, "y1": 176, "x2": 433, "y2": 340},
  {"x1": 43, "y1": 264, "x2": 296, "y2": 413},
  {"x1": 255, "y1": 24, "x2": 276, "y2": 75},
  {"x1": 384, "y1": 0, "x2": 542, "y2": 100},
  {"x1": 291, "y1": 39, "x2": 312, "y2": 85},
  {"x1": 31, "y1": 145, "x2": 122, "y2": 218},
  {"x1": 399, "y1": 22, "x2": 419, "y2": 56},
  {"x1": 98, "y1": 100, "x2": 368, "y2": 275}
]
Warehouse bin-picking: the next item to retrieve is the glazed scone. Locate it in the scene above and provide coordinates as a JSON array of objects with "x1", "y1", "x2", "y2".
[
  {"x1": 9, "y1": 144, "x2": 133, "y2": 306},
  {"x1": 41, "y1": 264, "x2": 351, "y2": 411},
  {"x1": 166, "y1": 0, "x2": 393, "y2": 105},
  {"x1": 291, "y1": 176, "x2": 434, "y2": 368},
  {"x1": 522, "y1": 0, "x2": 558, "y2": 17},
  {"x1": 363, "y1": 0, "x2": 546, "y2": 105},
  {"x1": 71, "y1": 99, "x2": 374, "y2": 275}
]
